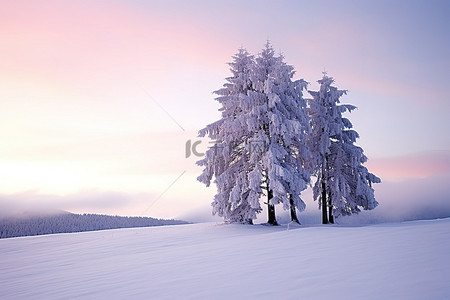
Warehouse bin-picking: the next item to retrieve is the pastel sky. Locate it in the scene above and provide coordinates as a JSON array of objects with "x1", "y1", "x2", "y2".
[{"x1": 1, "y1": 0, "x2": 449, "y2": 222}]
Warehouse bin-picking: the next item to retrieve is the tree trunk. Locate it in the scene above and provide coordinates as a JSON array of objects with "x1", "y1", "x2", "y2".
[
  {"x1": 289, "y1": 194, "x2": 300, "y2": 224},
  {"x1": 327, "y1": 191, "x2": 334, "y2": 224},
  {"x1": 328, "y1": 200, "x2": 334, "y2": 224},
  {"x1": 321, "y1": 175, "x2": 328, "y2": 224},
  {"x1": 267, "y1": 190, "x2": 278, "y2": 225}
]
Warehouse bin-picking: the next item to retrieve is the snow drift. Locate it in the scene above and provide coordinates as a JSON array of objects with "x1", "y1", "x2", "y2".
[{"x1": 1, "y1": 219, "x2": 449, "y2": 299}]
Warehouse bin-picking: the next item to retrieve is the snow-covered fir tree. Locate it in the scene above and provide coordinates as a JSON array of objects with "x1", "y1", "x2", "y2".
[
  {"x1": 247, "y1": 42, "x2": 311, "y2": 225},
  {"x1": 308, "y1": 74, "x2": 380, "y2": 224},
  {"x1": 197, "y1": 48, "x2": 259, "y2": 223},
  {"x1": 197, "y1": 43, "x2": 311, "y2": 225}
]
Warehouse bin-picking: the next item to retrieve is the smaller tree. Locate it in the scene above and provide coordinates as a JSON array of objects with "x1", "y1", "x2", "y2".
[
  {"x1": 327, "y1": 139, "x2": 380, "y2": 218},
  {"x1": 309, "y1": 74, "x2": 380, "y2": 223}
]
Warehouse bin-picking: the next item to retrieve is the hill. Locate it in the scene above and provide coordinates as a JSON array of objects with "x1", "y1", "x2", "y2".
[
  {"x1": 0, "y1": 212, "x2": 188, "y2": 238},
  {"x1": 1, "y1": 218, "x2": 449, "y2": 299}
]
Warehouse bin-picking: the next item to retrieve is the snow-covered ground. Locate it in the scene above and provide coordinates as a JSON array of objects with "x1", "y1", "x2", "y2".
[{"x1": 1, "y1": 219, "x2": 449, "y2": 299}]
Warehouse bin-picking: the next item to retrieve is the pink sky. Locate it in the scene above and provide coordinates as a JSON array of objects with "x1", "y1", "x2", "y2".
[{"x1": 0, "y1": 0, "x2": 449, "y2": 220}]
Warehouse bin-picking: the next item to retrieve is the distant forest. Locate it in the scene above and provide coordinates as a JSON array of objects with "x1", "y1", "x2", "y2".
[{"x1": 0, "y1": 212, "x2": 188, "y2": 239}]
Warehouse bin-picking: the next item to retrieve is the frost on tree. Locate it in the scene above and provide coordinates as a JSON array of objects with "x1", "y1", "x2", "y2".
[
  {"x1": 309, "y1": 75, "x2": 380, "y2": 224},
  {"x1": 197, "y1": 48, "x2": 260, "y2": 224},
  {"x1": 197, "y1": 43, "x2": 311, "y2": 225},
  {"x1": 248, "y1": 42, "x2": 311, "y2": 225}
]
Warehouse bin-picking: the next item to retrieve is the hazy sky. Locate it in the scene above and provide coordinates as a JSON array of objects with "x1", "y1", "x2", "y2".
[{"x1": 1, "y1": 0, "x2": 449, "y2": 221}]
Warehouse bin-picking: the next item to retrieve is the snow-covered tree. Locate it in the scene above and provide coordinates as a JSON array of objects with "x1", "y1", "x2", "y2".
[
  {"x1": 309, "y1": 74, "x2": 380, "y2": 223},
  {"x1": 197, "y1": 48, "x2": 259, "y2": 223},
  {"x1": 197, "y1": 43, "x2": 311, "y2": 225},
  {"x1": 327, "y1": 135, "x2": 381, "y2": 218},
  {"x1": 247, "y1": 42, "x2": 311, "y2": 225}
]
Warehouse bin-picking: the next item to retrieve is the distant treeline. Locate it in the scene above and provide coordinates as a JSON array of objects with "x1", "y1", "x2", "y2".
[{"x1": 0, "y1": 213, "x2": 188, "y2": 239}]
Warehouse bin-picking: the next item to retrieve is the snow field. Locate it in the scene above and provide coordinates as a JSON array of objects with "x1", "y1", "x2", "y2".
[{"x1": 1, "y1": 218, "x2": 449, "y2": 299}]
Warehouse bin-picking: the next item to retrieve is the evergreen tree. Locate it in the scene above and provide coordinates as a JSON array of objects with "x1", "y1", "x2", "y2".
[
  {"x1": 327, "y1": 130, "x2": 380, "y2": 218},
  {"x1": 309, "y1": 74, "x2": 380, "y2": 223},
  {"x1": 197, "y1": 48, "x2": 259, "y2": 223},
  {"x1": 198, "y1": 43, "x2": 311, "y2": 225},
  {"x1": 248, "y1": 42, "x2": 311, "y2": 225}
]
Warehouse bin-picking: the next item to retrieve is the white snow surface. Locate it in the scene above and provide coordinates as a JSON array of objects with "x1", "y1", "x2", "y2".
[{"x1": 1, "y1": 219, "x2": 449, "y2": 299}]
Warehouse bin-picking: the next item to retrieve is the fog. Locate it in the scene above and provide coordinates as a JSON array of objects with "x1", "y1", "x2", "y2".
[{"x1": 1, "y1": 171, "x2": 449, "y2": 224}]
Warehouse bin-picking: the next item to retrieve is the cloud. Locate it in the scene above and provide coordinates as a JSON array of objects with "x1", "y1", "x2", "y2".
[
  {"x1": 0, "y1": 1, "x2": 234, "y2": 86},
  {"x1": 0, "y1": 130, "x2": 207, "y2": 180},
  {"x1": 2, "y1": 169, "x2": 449, "y2": 224},
  {"x1": 176, "y1": 205, "x2": 222, "y2": 223},
  {"x1": 0, "y1": 190, "x2": 156, "y2": 218},
  {"x1": 366, "y1": 150, "x2": 450, "y2": 182},
  {"x1": 301, "y1": 151, "x2": 450, "y2": 224},
  {"x1": 338, "y1": 171, "x2": 450, "y2": 224}
]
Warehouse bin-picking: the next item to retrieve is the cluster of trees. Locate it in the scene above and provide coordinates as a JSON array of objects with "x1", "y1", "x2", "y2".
[
  {"x1": 0, "y1": 212, "x2": 188, "y2": 239},
  {"x1": 197, "y1": 42, "x2": 380, "y2": 225}
]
